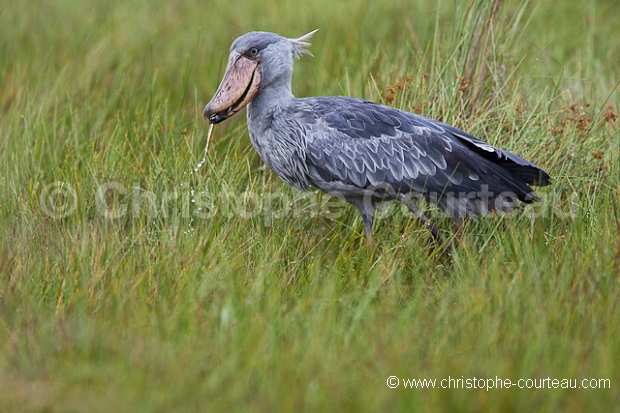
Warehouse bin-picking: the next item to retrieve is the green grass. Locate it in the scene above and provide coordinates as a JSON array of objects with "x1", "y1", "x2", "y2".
[{"x1": 1, "y1": 0, "x2": 619, "y2": 411}]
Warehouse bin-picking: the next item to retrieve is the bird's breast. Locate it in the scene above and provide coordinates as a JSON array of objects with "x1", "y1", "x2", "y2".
[{"x1": 247, "y1": 114, "x2": 310, "y2": 191}]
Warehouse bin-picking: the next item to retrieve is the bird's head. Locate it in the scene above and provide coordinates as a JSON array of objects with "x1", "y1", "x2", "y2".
[{"x1": 203, "y1": 30, "x2": 317, "y2": 124}]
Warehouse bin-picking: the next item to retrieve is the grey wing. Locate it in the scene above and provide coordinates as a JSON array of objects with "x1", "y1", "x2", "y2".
[
  {"x1": 296, "y1": 97, "x2": 547, "y2": 203},
  {"x1": 437, "y1": 121, "x2": 550, "y2": 186}
]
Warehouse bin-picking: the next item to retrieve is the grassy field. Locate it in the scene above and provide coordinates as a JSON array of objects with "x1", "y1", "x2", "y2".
[{"x1": 1, "y1": 0, "x2": 619, "y2": 411}]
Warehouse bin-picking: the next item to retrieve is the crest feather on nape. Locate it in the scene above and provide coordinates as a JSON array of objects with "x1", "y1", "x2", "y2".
[{"x1": 289, "y1": 29, "x2": 318, "y2": 59}]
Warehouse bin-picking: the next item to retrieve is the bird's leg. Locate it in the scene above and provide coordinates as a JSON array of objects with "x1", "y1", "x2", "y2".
[
  {"x1": 360, "y1": 212, "x2": 374, "y2": 244},
  {"x1": 412, "y1": 205, "x2": 441, "y2": 242},
  {"x1": 399, "y1": 195, "x2": 442, "y2": 243},
  {"x1": 347, "y1": 198, "x2": 375, "y2": 244}
]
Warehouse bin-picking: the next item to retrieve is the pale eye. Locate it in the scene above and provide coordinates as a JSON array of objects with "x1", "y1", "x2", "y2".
[{"x1": 249, "y1": 47, "x2": 259, "y2": 56}]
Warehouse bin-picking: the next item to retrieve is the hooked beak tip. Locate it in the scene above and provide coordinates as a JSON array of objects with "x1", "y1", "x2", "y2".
[{"x1": 203, "y1": 105, "x2": 227, "y2": 124}]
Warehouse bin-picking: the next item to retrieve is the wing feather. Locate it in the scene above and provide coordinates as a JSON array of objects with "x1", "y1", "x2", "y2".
[{"x1": 289, "y1": 97, "x2": 548, "y2": 203}]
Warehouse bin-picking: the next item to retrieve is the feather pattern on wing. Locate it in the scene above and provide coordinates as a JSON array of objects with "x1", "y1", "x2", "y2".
[{"x1": 262, "y1": 96, "x2": 549, "y2": 219}]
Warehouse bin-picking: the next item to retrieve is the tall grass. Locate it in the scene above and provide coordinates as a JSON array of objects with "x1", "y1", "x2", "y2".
[{"x1": 0, "y1": 0, "x2": 618, "y2": 411}]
